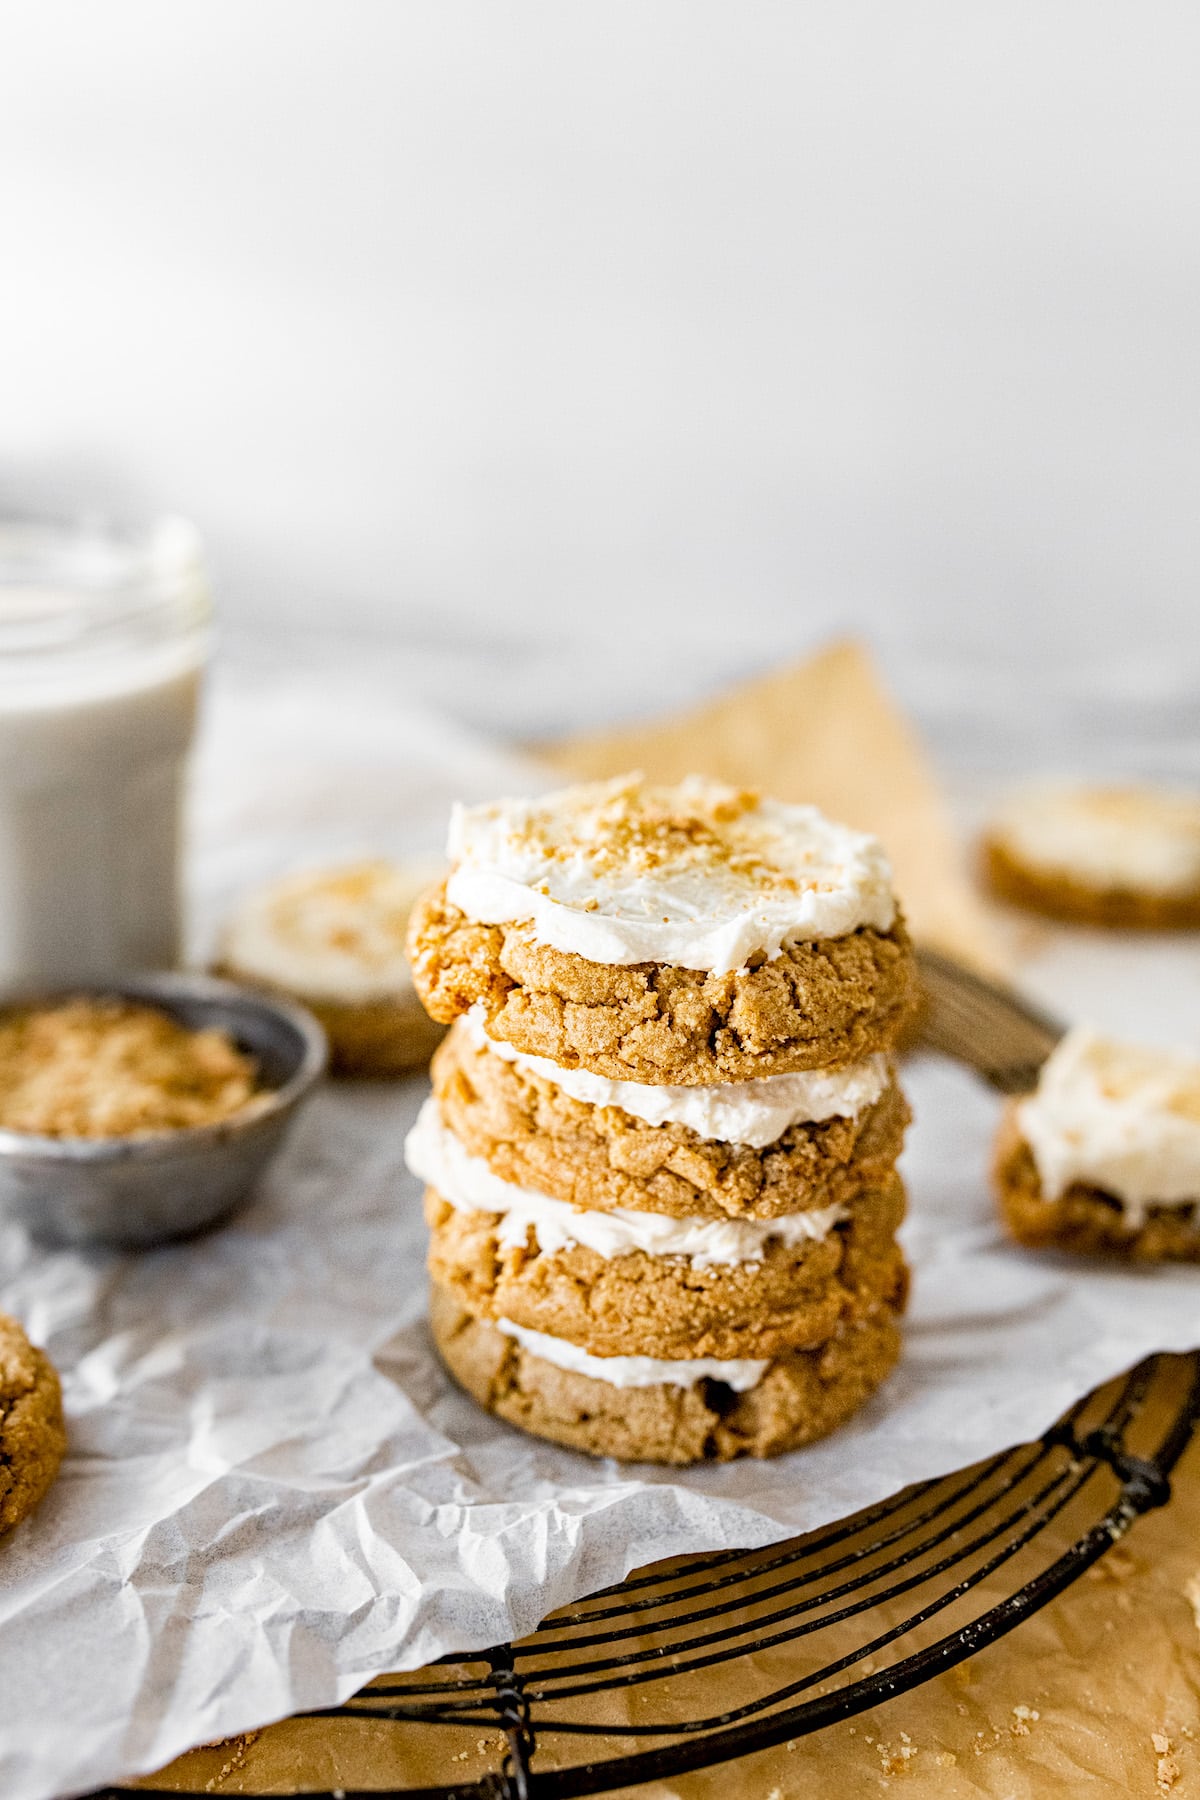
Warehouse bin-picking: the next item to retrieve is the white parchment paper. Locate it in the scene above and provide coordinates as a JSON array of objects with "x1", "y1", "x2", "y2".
[{"x1": 1, "y1": 669, "x2": 1199, "y2": 1800}]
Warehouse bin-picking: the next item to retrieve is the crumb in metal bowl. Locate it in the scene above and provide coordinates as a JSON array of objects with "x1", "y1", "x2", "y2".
[
  {"x1": 0, "y1": 996, "x2": 268, "y2": 1139},
  {"x1": 0, "y1": 974, "x2": 326, "y2": 1249}
]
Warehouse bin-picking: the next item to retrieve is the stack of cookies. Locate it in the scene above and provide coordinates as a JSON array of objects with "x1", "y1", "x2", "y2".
[{"x1": 406, "y1": 775, "x2": 916, "y2": 1464}]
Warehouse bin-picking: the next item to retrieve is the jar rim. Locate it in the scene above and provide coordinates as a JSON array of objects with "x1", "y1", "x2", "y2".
[{"x1": 0, "y1": 512, "x2": 212, "y2": 665}]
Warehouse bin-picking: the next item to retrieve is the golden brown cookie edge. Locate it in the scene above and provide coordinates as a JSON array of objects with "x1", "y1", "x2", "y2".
[{"x1": 982, "y1": 838, "x2": 1200, "y2": 932}]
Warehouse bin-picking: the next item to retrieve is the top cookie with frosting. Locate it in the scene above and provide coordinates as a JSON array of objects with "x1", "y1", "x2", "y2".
[
  {"x1": 408, "y1": 776, "x2": 914, "y2": 1085},
  {"x1": 445, "y1": 774, "x2": 896, "y2": 975}
]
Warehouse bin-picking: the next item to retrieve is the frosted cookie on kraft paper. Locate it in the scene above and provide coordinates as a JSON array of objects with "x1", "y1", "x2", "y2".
[
  {"x1": 993, "y1": 1027, "x2": 1200, "y2": 1261},
  {"x1": 218, "y1": 859, "x2": 446, "y2": 1074},
  {"x1": 982, "y1": 784, "x2": 1200, "y2": 930},
  {"x1": 406, "y1": 775, "x2": 917, "y2": 1084}
]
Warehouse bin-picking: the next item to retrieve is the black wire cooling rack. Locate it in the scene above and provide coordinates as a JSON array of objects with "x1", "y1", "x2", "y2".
[{"x1": 97, "y1": 955, "x2": 1200, "y2": 1800}]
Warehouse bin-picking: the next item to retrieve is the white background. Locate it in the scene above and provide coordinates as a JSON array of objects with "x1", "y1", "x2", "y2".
[{"x1": 3, "y1": 3, "x2": 1200, "y2": 753}]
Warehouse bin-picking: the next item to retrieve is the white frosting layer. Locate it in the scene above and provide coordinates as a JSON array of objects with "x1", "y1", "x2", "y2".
[
  {"x1": 1019, "y1": 1026, "x2": 1200, "y2": 1228},
  {"x1": 461, "y1": 1010, "x2": 889, "y2": 1147},
  {"x1": 445, "y1": 774, "x2": 896, "y2": 974},
  {"x1": 992, "y1": 785, "x2": 1200, "y2": 897},
  {"x1": 496, "y1": 1316, "x2": 769, "y2": 1392},
  {"x1": 222, "y1": 859, "x2": 442, "y2": 1002},
  {"x1": 405, "y1": 1098, "x2": 847, "y2": 1266}
]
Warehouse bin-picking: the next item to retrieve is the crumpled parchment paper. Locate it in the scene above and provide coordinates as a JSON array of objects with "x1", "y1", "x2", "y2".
[{"x1": 1, "y1": 665, "x2": 1198, "y2": 1800}]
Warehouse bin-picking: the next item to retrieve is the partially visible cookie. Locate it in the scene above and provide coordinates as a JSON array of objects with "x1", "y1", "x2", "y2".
[
  {"x1": 430, "y1": 1281, "x2": 902, "y2": 1465},
  {"x1": 982, "y1": 784, "x2": 1200, "y2": 930},
  {"x1": 218, "y1": 859, "x2": 446, "y2": 1075},
  {"x1": 993, "y1": 1026, "x2": 1200, "y2": 1260},
  {"x1": 0, "y1": 1312, "x2": 66, "y2": 1537}
]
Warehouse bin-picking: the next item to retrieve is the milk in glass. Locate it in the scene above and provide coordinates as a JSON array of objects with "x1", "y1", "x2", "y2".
[{"x1": 0, "y1": 516, "x2": 212, "y2": 984}]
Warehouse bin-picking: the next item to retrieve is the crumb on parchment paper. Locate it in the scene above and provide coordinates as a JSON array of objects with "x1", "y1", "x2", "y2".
[
  {"x1": 1154, "y1": 1732, "x2": 1180, "y2": 1794},
  {"x1": 876, "y1": 1731, "x2": 918, "y2": 1777},
  {"x1": 193, "y1": 1730, "x2": 260, "y2": 1792},
  {"x1": 1086, "y1": 1544, "x2": 1137, "y2": 1585}
]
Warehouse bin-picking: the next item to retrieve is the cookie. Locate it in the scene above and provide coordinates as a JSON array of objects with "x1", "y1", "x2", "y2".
[
  {"x1": 994, "y1": 1111, "x2": 1200, "y2": 1261},
  {"x1": 430, "y1": 1017, "x2": 909, "y2": 1220},
  {"x1": 408, "y1": 882, "x2": 914, "y2": 1084},
  {"x1": 408, "y1": 775, "x2": 916, "y2": 1083},
  {"x1": 993, "y1": 1027, "x2": 1200, "y2": 1260},
  {"x1": 425, "y1": 1171, "x2": 907, "y2": 1359},
  {"x1": 982, "y1": 785, "x2": 1200, "y2": 930},
  {"x1": 430, "y1": 1281, "x2": 903, "y2": 1465},
  {"x1": 218, "y1": 859, "x2": 446, "y2": 1074},
  {"x1": 0, "y1": 1312, "x2": 66, "y2": 1537}
]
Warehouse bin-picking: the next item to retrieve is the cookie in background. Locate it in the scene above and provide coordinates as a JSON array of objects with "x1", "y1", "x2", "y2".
[
  {"x1": 994, "y1": 1026, "x2": 1200, "y2": 1261},
  {"x1": 981, "y1": 783, "x2": 1200, "y2": 929},
  {"x1": 218, "y1": 860, "x2": 446, "y2": 1076}
]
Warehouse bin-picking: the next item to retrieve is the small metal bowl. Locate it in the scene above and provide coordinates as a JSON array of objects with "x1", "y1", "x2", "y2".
[{"x1": 0, "y1": 972, "x2": 328, "y2": 1249}]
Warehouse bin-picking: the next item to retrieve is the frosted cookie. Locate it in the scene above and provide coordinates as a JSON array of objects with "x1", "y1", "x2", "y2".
[
  {"x1": 430, "y1": 1281, "x2": 902, "y2": 1464},
  {"x1": 982, "y1": 785, "x2": 1200, "y2": 930},
  {"x1": 994, "y1": 1027, "x2": 1200, "y2": 1260},
  {"x1": 218, "y1": 859, "x2": 446, "y2": 1074},
  {"x1": 410, "y1": 1095, "x2": 906, "y2": 1357},
  {"x1": 430, "y1": 1013, "x2": 909, "y2": 1220},
  {"x1": 407, "y1": 776, "x2": 916, "y2": 1084},
  {"x1": 425, "y1": 1181, "x2": 907, "y2": 1360},
  {"x1": 0, "y1": 1312, "x2": 66, "y2": 1537}
]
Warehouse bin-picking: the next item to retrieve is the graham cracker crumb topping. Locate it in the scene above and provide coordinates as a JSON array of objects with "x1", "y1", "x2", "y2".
[
  {"x1": 504, "y1": 776, "x2": 827, "y2": 897},
  {"x1": 0, "y1": 998, "x2": 261, "y2": 1139}
]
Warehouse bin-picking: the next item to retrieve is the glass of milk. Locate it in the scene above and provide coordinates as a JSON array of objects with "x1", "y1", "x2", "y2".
[{"x1": 0, "y1": 514, "x2": 212, "y2": 984}]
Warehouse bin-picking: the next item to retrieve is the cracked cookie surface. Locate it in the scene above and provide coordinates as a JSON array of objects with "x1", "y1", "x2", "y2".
[
  {"x1": 408, "y1": 881, "x2": 916, "y2": 1084},
  {"x1": 993, "y1": 1105, "x2": 1200, "y2": 1261},
  {"x1": 430, "y1": 1281, "x2": 903, "y2": 1464},
  {"x1": 431, "y1": 1021, "x2": 909, "y2": 1219},
  {"x1": 425, "y1": 1174, "x2": 907, "y2": 1360},
  {"x1": 0, "y1": 1312, "x2": 66, "y2": 1538}
]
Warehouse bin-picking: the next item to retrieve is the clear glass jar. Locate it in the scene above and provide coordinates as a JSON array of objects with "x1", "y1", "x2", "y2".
[{"x1": 0, "y1": 513, "x2": 213, "y2": 984}]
